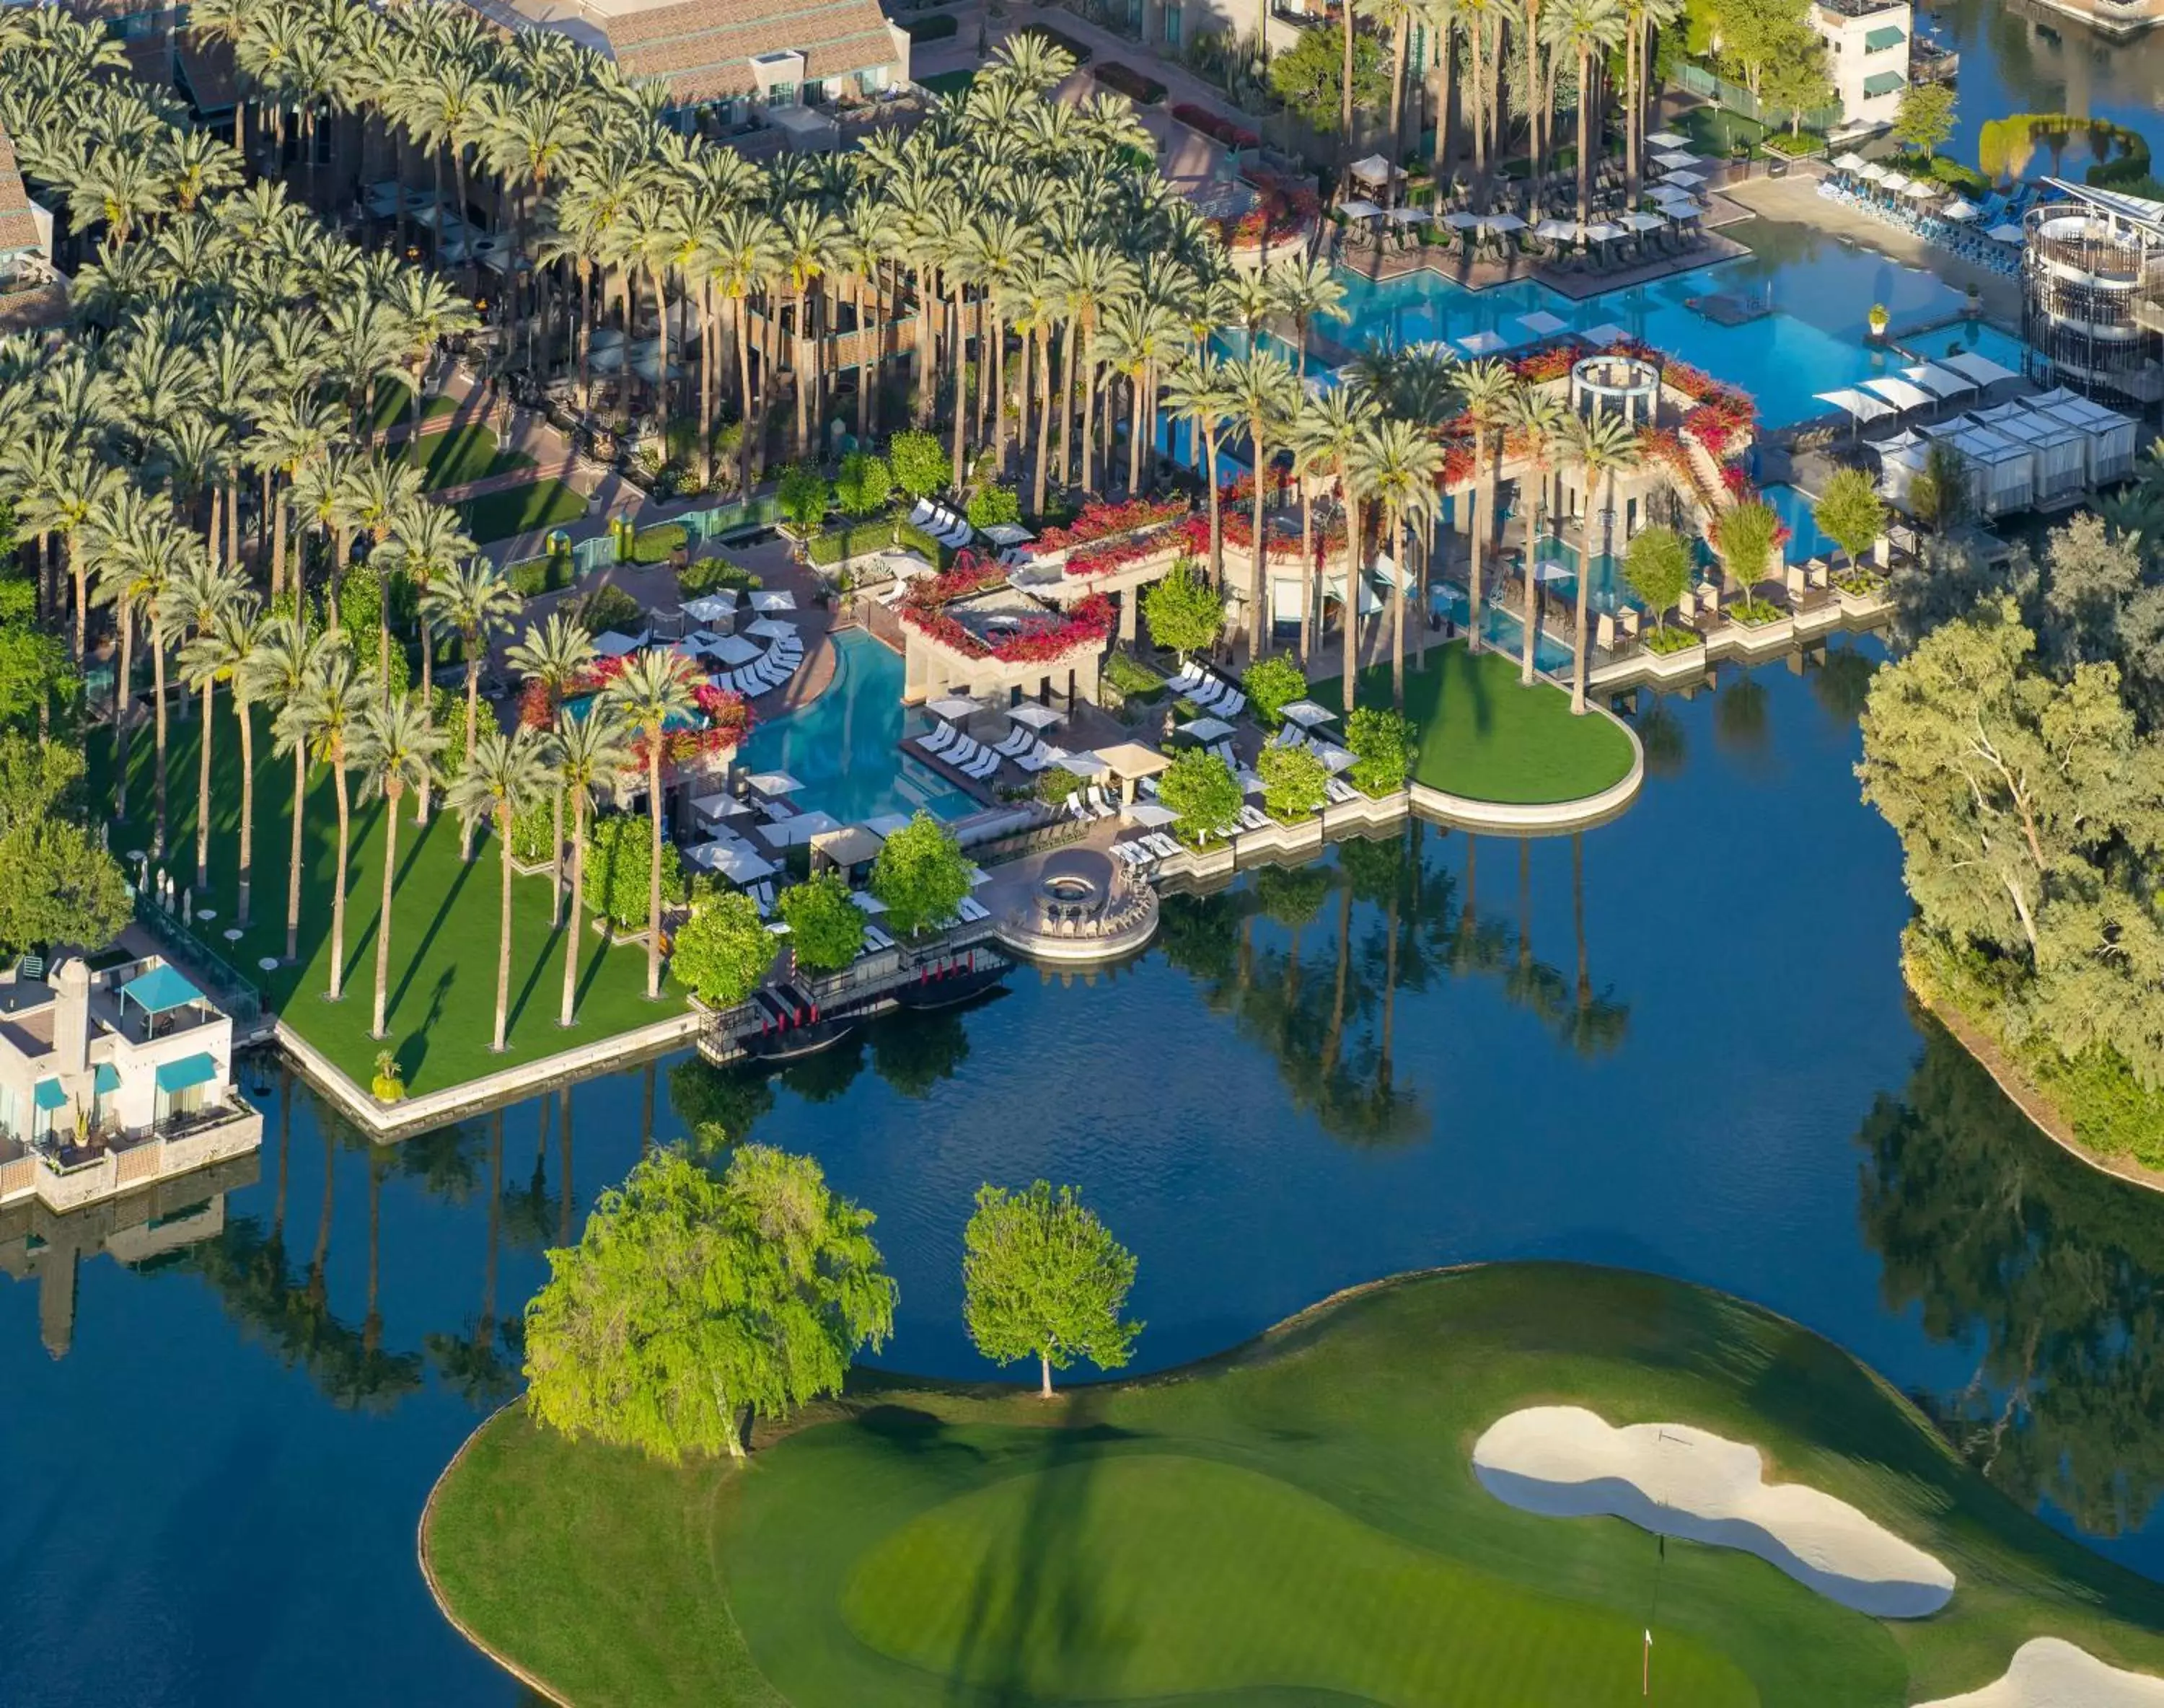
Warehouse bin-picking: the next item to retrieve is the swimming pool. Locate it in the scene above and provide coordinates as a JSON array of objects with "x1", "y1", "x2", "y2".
[
  {"x1": 1312, "y1": 241, "x2": 2030, "y2": 429},
  {"x1": 736, "y1": 628, "x2": 975, "y2": 824},
  {"x1": 1431, "y1": 586, "x2": 1575, "y2": 672},
  {"x1": 1763, "y1": 483, "x2": 1838, "y2": 563}
]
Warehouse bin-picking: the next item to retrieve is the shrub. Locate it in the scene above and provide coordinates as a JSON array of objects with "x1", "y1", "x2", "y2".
[
  {"x1": 775, "y1": 463, "x2": 832, "y2": 534},
  {"x1": 965, "y1": 485, "x2": 1021, "y2": 531},
  {"x1": 776, "y1": 871, "x2": 867, "y2": 972},
  {"x1": 1101, "y1": 649, "x2": 1164, "y2": 700},
  {"x1": 584, "y1": 812, "x2": 687, "y2": 930},
  {"x1": 679, "y1": 557, "x2": 760, "y2": 597},
  {"x1": 669, "y1": 892, "x2": 775, "y2": 1006},
  {"x1": 575, "y1": 583, "x2": 646, "y2": 637},
  {"x1": 1142, "y1": 560, "x2": 1224, "y2": 658},
  {"x1": 887, "y1": 429, "x2": 949, "y2": 500},
  {"x1": 1344, "y1": 706, "x2": 1414, "y2": 796},
  {"x1": 509, "y1": 551, "x2": 573, "y2": 597},
  {"x1": 625, "y1": 522, "x2": 687, "y2": 564},
  {"x1": 1243, "y1": 655, "x2": 1307, "y2": 729},
  {"x1": 1158, "y1": 748, "x2": 1241, "y2": 840},
  {"x1": 1037, "y1": 765, "x2": 1086, "y2": 805},
  {"x1": 1257, "y1": 742, "x2": 1327, "y2": 819},
  {"x1": 509, "y1": 796, "x2": 556, "y2": 866},
  {"x1": 1094, "y1": 61, "x2": 1166, "y2": 104},
  {"x1": 893, "y1": 517, "x2": 954, "y2": 568},
  {"x1": 900, "y1": 11, "x2": 957, "y2": 40},
  {"x1": 868, "y1": 812, "x2": 972, "y2": 936},
  {"x1": 833, "y1": 451, "x2": 894, "y2": 518}
]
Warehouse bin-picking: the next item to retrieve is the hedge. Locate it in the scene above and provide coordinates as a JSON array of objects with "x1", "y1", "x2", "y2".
[
  {"x1": 1094, "y1": 62, "x2": 1166, "y2": 105},
  {"x1": 1170, "y1": 101, "x2": 1258, "y2": 151},
  {"x1": 807, "y1": 521, "x2": 900, "y2": 567},
  {"x1": 509, "y1": 552, "x2": 574, "y2": 597},
  {"x1": 625, "y1": 522, "x2": 688, "y2": 564},
  {"x1": 900, "y1": 12, "x2": 957, "y2": 40}
]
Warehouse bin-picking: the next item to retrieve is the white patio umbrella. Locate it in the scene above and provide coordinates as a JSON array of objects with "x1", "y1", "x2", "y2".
[
  {"x1": 1857, "y1": 161, "x2": 1890, "y2": 182},
  {"x1": 1940, "y1": 198, "x2": 1979, "y2": 221},
  {"x1": 591, "y1": 629, "x2": 649, "y2": 658},
  {"x1": 1878, "y1": 172, "x2": 1914, "y2": 195},
  {"x1": 927, "y1": 696, "x2": 980, "y2": 719},
  {"x1": 1533, "y1": 218, "x2": 1580, "y2": 241},
  {"x1": 1834, "y1": 151, "x2": 1865, "y2": 171},
  {"x1": 1126, "y1": 800, "x2": 1178, "y2": 829},
  {"x1": 1901, "y1": 178, "x2": 1940, "y2": 201},
  {"x1": 1349, "y1": 154, "x2": 1398, "y2": 187},
  {"x1": 1480, "y1": 211, "x2": 1527, "y2": 233},
  {"x1": 690, "y1": 791, "x2": 752, "y2": 819},
  {"x1": 761, "y1": 810, "x2": 843, "y2": 847},
  {"x1": 1661, "y1": 200, "x2": 1705, "y2": 221},
  {"x1": 1340, "y1": 198, "x2": 1385, "y2": 220},
  {"x1": 1008, "y1": 702, "x2": 1064, "y2": 728},
  {"x1": 1441, "y1": 211, "x2": 1481, "y2": 230},
  {"x1": 1661, "y1": 169, "x2": 1705, "y2": 188},
  {"x1": 1311, "y1": 744, "x2": 1358, "y2": 772},
  {"x1": 1279, "y1": 700, "x2": 1338, "y2": 727},
  {"x1": 688, "y1": 842, "x2": 775, "y2": 882},
  {"x1": 744, "y1": 616, "x2": 799, "y2": 640},
  {"x1": 680, "y1": 593, "x2": 739, "y2": 622},
  {"x1": 705, "y1": 633, "x2": 762, "y2": 666},
  {"x1": 1653, "y1": 150, "x2": 1699, "y2": 170},
  {"x1": 743, "y1": 770, "x2": 804, "y2": 796},
  {"x1": 1386, "y1": 206, "x2": 1433, "y2": 226},
  {"x1": 1518, "y1": 309, "x2": 1568, "y2": 337},
  {"x1": 1583, "y1": 221, "x2": 1627, "y2": 243},
  {"x1": 1058, "y1": 750, "x2": 1109, "y2": 779},
  {"x1": 1622, "y1": 211, "x2": 1666, "y2": 232},
  {"x1": 1987, "y1": 223, "x2": 2026, "y2": 243},
  {"x1": 1179, "y1": 716, "x2": 1236, "y2": 742},
  {"x1": 749, "y1": 590, "x2": 797, "y2": 612},
  {"x1": 1648, "y1": 130, "x2": 1689, "y2": 149}
]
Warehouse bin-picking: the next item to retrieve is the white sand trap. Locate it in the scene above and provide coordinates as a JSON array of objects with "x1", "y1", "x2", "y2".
[
  {"x1": 1916, "y1": 1639, "x2": 2164, "y2": 1707},
  {"x1": 1472, "y1": 1405, "x2": 1955, "y2": 1617}
]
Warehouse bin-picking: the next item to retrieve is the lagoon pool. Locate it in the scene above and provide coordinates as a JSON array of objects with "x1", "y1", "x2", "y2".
[
  {"x1": 1313, "y1": 243, "x2": 2029, "y2": 428},
  {"x1": 736, "y1": 629, "x2": 975, "y2": 825},
  {"x1": 1764, "y1": 483, "x2": 1839, "y2": 563}
]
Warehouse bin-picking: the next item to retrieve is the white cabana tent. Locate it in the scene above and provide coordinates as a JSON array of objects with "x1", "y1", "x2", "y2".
[
  {"x1": 1349, "y1": 154, "x2": 1402, "y2": 188},
  {"x1": 1938, "y1": 349, "x2": 2020, "y2": 389},
  {"x1": 1661, "y1": 200, "x2": 1706, "y2": 222},
  {"x1": 1921, "y1": 419, "x2": 2036, "y2": 516},
  {"x1": 1518, "y1": 310, "x2": 1568, "y2": 337},
  {"x1": 1322, "y1": 569, "x2": 1385, "y2": 616},
  {"x1": 687, "y1": 841, "x2": 775, "y2": 882},
  {"x1": 1974, "y1": 401, "x2": 2088, "y2": 502},
  {"x1": 2035, "y1": 392, "x2": 2140, "y2": 483},
  {"x1": 1875, "y1": 439, "x2": 1928, "y2": 509},
  {"x1": 1861, "y1": 375, "x2": 1940, "y2": 414},
  {"x1": 1901, "y1": 363, "x2": 1976, "y2": 401},
  {"x1": 1816, "y1": 387, "x2": 1897, "y2": 425},
  {"x1": 1340, "y1": 198, "x2": 1385, "y2": 221}
]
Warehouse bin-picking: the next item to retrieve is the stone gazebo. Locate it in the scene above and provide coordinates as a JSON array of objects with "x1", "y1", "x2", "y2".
[{"x1": 898, "y1": 576, "x2": 1114, "y2": 710}]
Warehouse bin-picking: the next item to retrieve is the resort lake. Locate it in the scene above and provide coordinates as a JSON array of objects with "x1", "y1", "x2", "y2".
[{"x1": 9, "y1": 638, "x2": 2164, "y2": 1703}]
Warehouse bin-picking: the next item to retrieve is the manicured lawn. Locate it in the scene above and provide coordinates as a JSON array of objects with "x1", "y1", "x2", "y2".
[
  {"x1": 454, "y1": 478, "x2": 590, "y2": 544},
  {"x1": 370, "y1": 379, "x2": 459, "y2": 434},
  {"x1": 423, "y1": 1264, "x2": 2164, "y2": 1707},
  {"x1": 403, "y1": 423, "x2": 537, "y2": 491},
  {"x1": 1315, "y1": 641, "x2": 1637, "y2": 804},
  {"x1": 92, "y1": 714, "x2": 671, "y2": 1097}
]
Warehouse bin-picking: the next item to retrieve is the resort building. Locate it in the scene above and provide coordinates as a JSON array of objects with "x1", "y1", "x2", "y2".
[
  {"x1": 2017, "y1": 0, "x2": 2164, "y2": 38},
  {"x1": 2020, "y1": 179, "x2": 2164, "y2": 409},
  {"x1": 0, "y1": 955, "x2": 261, "y2": 1215},
  {"x1": 0, "y1": 118, "x2": 62, "y2": 331},
  {"x1": 451, "y1": 0, "x2": 911, "y2": 124},
  {"x1": 1808, "y1": 0, "x2": 1914, "y2": 136}
]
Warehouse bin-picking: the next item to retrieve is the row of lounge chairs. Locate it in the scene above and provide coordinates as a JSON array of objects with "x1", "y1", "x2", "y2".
[
  {"x1": 1063, "y1": 785, "x2": 1122, "y2": 821},
  {"x1": 907, "y1": 499, "x2": 975, "y2": 550},
  {"x1": 1165, "y1": 659, "x2": 1248, "y2": 717},
  {"x1": 1113, "y1": 834, "x2": 1184, "y2": 867},
  {"x1": 915, "y1": 718, "x2": 1065, "y2": 780}
]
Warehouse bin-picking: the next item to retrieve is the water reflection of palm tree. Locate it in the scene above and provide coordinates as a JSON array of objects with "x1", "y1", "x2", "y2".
[
  {"x1": 498, "y1": 1093, "x2": 563, "y2": 1255},
  {"x1": 1558, "y1": 831, "x2": 1630, "y2": 1058},
  {"x1": 1636, "y1": 694, "x2": 1686, "y2": 778},
  {"x1": 1506, "y1": 840, "x2": 1569, "y2": 1024},
  {"x1": 426, "y1": 1109, "x2": 521, "y2": 1409},
  {"x1": 556, "y1": 1086, "x2": 575, "y2": 1248}
]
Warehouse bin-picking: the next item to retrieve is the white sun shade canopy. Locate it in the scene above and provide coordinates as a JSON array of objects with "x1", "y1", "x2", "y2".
[
  {"x1": 1939, "y1": 349, "x2": 2020, "y2": 387},
  {"x1": 1816, "y1": 388, "x2": 1896, "y2": 423},
  {"x1": 1862, "y1": 376, "x2": 1940, "y2": 413}
]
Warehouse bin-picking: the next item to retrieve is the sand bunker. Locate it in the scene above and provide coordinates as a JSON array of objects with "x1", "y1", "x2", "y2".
[
  {"x1": 1915, "y1": 1638, "x2": 2164, "y2": 1707},
  {"x1": 1472, "y1": 1405, "x2": 1956, "y2": 1617}
]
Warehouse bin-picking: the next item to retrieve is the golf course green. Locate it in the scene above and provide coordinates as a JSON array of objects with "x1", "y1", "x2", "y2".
[{"x1": 421, "y1": 1263, "x2": 2164, "y2": 1707}]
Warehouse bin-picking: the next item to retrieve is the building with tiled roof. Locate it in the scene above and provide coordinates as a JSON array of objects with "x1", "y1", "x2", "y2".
[
  {"x1": 0, "y1": 123, "x2": 49, "y2": 263},
  {"x1": 459, "y1": 0, "x2": 911, "y2": 113}
]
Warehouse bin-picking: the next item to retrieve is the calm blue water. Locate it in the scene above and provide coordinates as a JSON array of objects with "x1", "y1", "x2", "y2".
[
  {"x1": 736, "y1": 630, "x2": 975, "y2": 824},
  {"x1": 1321, "y1": 250, "x2": 2031, "y2": 428},
  {"x1": 9, "y1": 640, "x2": 2164, "y2": 1703},
  {"x1": 1764, "y1": 483, "x2": 1839, "y2": 563}
]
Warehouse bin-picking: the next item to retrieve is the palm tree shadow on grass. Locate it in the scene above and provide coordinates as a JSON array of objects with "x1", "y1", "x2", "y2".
[
  {"x1": 384, "y1": 845, "x2": 483, "y2": 1022},
  {"x1": 505, "y1": 920, "x2": 569, "y2": 1041},
  {"x1": 394, "y1": 967, "x2": 456, "y2": 1085}
]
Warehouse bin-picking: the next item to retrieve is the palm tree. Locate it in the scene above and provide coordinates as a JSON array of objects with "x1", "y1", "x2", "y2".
[
  {"x1": 351, "y1": 692, "x2": 446, "y2": 1040},
  {"x1": 1294, "y1": 387, "x2": 1382, "y2": 713},
  {"x1": 1265, "y1": 256, "x2": 1350, "y2": 377},
  {"x1": 1455, "y1": 360, "x2": 1518, "y2": 656},
  {"x1": 1046, "y1": 244, "x2": 1134, "y2": 497},
  {"x1": 372, "y1": 502, "x2": 474, "y2": 824},
  {"x1": 505, "y1": 614, "x2": 597, "y2": 925},
  {"x1": 599, "y1": 650, "x2": 698, "y2": 1002},
  {"x1": 1622, "y1": 0, "x2": 1685, "y2": 201},
  {"x1": 1350, "y1": 418, "x2": 1446, "y2": 710},
  {"x1": 553, "y1": 707, "x2": 634, "y2": 1028},
  {"x1": 335, "y1": 455, "x2": 426, "y2": 696},
  {"x1": 244, "y1": 614, "x2": 339, "y2": 961},
  {"x1": 1225, "y1": 350, "x2": 1301, "y2": 661},
  {"x1": 420, "y1": 558, "x2": 519, "y2": 860},
  {"x1": 277, "y1": 648, "x2": 377, "y2": 1000},
  {"x1": 1542, "y1": 0, "x2": 1626, "y2": 227},
  {"x1": 170, "y1": 559, "x2": 253, "y2": 892},
  {"x1": 1502, "y1": 387, "x2": 1568, "y2": 686},
  {"x1": 1565, "y1": 410, "x2": 1641, "y2": 714},
  {"x1": 1161, "y1": 353, "x2": 1239, "y2": 593},
  {"x1": 180, "y1": 597, "x2": 268, "y2": 927},
  {"x1": 703, "y1": 206, "x2": 782, "y2": 498},
  {"x1": 447, "y1": 725, "x2": 557, "y2": 1053}
]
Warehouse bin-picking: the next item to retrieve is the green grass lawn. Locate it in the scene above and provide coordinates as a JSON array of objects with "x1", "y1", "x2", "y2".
[
  {"x1": 423, "y1": 1264, "x2": 2164, "y2": 1708},
  {"x1": 92, "y1": 713, "x2": 670, "y2": 1097},
  {"x1": 369, "y1": 379, "x2": 459, "y2": 435},
  {"x1": 1313, "y1": 641, "x2": 1637, "y2": 804},
  {"x1": 403, "y1": 423, "x2": 537, "y2": 492},
  {"x1": 453, "y1": 478, "x2": 591, "y2": 545}
]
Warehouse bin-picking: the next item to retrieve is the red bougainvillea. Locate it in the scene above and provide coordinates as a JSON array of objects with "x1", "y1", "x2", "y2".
[
  {"x1": 899, "y1": 594, "x2": 1115, "y2": 662},
  {"x1": 517, "y1": 677, "x2": 555, "y2": 729},
  {"x1": 1063, "y1": 530, "x2": 1179, "y2": 578},
  {"x1": 1512, "y1": 345, "x2": 1578, "y2": 384},
  {"x1": 1030, "y1": 494, "x2": 1192, "y2": 555},
  {"x1": 904, "y1": 555, "x2": 1011, "y2": 609}
]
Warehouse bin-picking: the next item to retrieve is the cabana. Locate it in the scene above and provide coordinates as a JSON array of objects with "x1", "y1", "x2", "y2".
[
  {"x1": 1815, "y1": 388, "x2": 1896, "y2": 426},
  {"x1": 2033, "y1": 391, "x2": 2140, "y2": 483},
  {"x1": 1920, "y1": 419, "x2": 2035, "y2": 516},
  {"x1": 1533, "y1": 218, "x2": 1579, "y2": 243},
  {"x1": 1340, "y1": 198, "x2": 1385, "y2": 222},
  {"x1": 1900, "y1": 363, "x2": 1976, "y2": 402},
  {"x1": 1583, "y1": 221, "x2": 1627, "y2": 245},
  {"x1": 1349, "y1": 155, "x2": 1404, "y2": 190},
  {"x1": 742, "y1": 769, "x2": 804, "y2": 797},
  {"x1": 761, "y1": 809, "x2": 844, "y2": 848},
  {"x1": 688, "y1": 841, "x2": 775, "y2": 883},
  {"x1": 809, "y1": 824, "x2": 884, "y2": 879},
  {"x1": 1441, "y1": 211, "x2": 1480, "y2": 231},
  {"x1": 1974, "y1": 401, "x2": 2088, "y2": 503},
  {"x1": 1860, "y1": 375, "x2": 1940, "y2": 415},
  {"x1": 1095, "y1": 740, "x2": 1175, "y2": 806},
  {"x1": 119, "y1": 965, "x2": 210, "y2": 1042}
]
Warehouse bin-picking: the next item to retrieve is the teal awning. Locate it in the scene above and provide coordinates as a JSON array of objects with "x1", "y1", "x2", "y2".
[
  {"x1": 120, "y1": 965, "x2": 205, "y2": 1016},
  {"x1": 154, "y1": 1053, "x2": 219, "y2": 1095},
  {"x1": 1862, "y1": 69, "x2": 1906, "y2": 96},
  {"x1": 1864, "y1": 25, "x2": 1905, "y2": 50},
  {"x1": 32, "y1": 1078, "x2": 66, "y2": 1111},
  {"x1": 93, "y1": 1062, "x2": 120, "y2": 1095}
]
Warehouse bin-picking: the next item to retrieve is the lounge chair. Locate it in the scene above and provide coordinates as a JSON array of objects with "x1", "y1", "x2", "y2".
[
  {"x1": 1145, "y1": 832, "x2": 1183, "y2": 859},
  {"x1": 1064, "y1": 791, "x2": 1091, "y2": 821},
  {"x1": 864, "y1": 923, "x2": 895, "y2": 951},
  {"x1": 1186, "y1": 676, "x2": 1226, "y2": 710},
  {"x1": 1208, "y1": 740, "x2": 1236, "y2": 767},
  {"x1": 966, "y1": 747, "x2": 1002, "y2": 780},
  {"x1": 1087, "y1": 785, "x2": 1116, "y2": 817},
  {"x1": 993, "y1": 726, "x2": 1034, "y2": 757},
  {"x1": 958, "y1": 895, "x2": 991, "y2": 923},
  {"x1": 1016, "y1": 742, "x2": 1061, "y2": 773},
  {"x1": 908, "y1": 498, "x2": 938, "y2": 529},
  {"x1": 1217, "y1": 689, "x2": 1246, "y2": 717},
  {"x1": 917, "y1": 723, "x2": 957, "y2": 755},
  {"x1": 1166, "y1": 660, "x2": 1204, "y2": 695},
  {"x1": 1324, "y1": 775, "x2": 1359, "y2": 804}
]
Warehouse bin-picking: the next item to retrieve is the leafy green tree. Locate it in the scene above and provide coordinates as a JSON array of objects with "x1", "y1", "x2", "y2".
[
  {"x1": 0, "y1": 820, "x2": 131, "y2": 958},
  {"x1": 0, "y1": 579, "x2": 78, "y2": 734},
  {"x1": 965, "y1": 484, "x2": 1021, "y2": 531},
  {"x1": 1344, "y1": 705, "x2": 1415, "y2": 795},
  {"x1": 1624, "y1": 525, "x2": 1692, "y2": 630},
  {"x1": 775, "y1": 463, "x2": 832, "y2": 535},
  {"x1": 1712, "y1": 498, "x2": 1780, "y2": 605},
  {"x1": 524, "y1": 1145, "x2": 895, "y2": 1461},
  {"x1": 1244, "y1": 654, "x2": 1308, "y2": 729},
  {"x1": 868, "y1": 812, "x2": 971, "y2": 935},
  {"x1": 776, "y1": 871, "x2": 867, "y2": 972},
  {"x1": 0, "y1": 733, "x2": 88, "y2": 837},
  {"x1": 832, "y1": 450, "x2": 893, "y2": 518},
  {"x1": 1268, "y1": 26, "x2": 1388, "y2": 133},
  {"x1": 1159, "y1": 748, "x2": 1242, "y2": 840},
  {"x1": 1813, "y1": 468, "x2": 1886, "y2": 565},
  {"x1": 962, "y1": 1180, "x2": 1141, "y2": 1397},
  {"x1": 583, "y1": 812, "x2": 686, "y2": 929},
  {"x1": 1143, "y1": 560, "x2": 1226, "y2": 660},
  {"x1": 670, "y1": 893, "x2": 776, "y2": 1007},
  {"x1": 1258, "y1": 741, "x2": 1328, "y2": 819},
  {"x1": 1893, "y1": 81, "x2": 1958, "y2": 158},
  {"x1": 1760, "y1": 34, "x2": 1834, "y2": 134},
  {"x1": 1708, "y1": 0, "x2": 1811, "y2": 105},
  {"x1": 887, "y1": 429, "x2": 949, "y2": 501}
]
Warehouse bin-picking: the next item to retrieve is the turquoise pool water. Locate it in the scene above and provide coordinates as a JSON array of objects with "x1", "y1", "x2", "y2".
[
  {"x1": 1763, "y1": 483, "x2": 1838, "y2": 563},
  {"x1": 736, "y1": 628, "x2": 974, "y2": 824},
  {"x1": 1315, "y1": 245, "x2": 2030, "y2": 429},
  {"x1": 1432, "y1": 586, "x2": 1575, "y2": 672},
  {"x1": 561, "y1": 691, "x2": 700, "y2": 733}
]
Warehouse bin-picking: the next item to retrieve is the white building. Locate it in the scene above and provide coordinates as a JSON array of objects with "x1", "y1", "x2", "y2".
[
  {"x1": 0, "y1": 956, "x2": 260, "y2": 1214},
  {"x1": 1809, "y1": 0, "x2": 1912, "y2": 135}
]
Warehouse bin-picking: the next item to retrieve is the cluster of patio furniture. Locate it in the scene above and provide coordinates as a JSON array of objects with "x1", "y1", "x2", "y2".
[
  {"x1": 907, "y1": 499, "x2": 977, "y2": 550},
  {"x1": 1166, "y1": 660, "x2": 1247, "y2": 717},
  {"x1": 912, "y1": 698, "x2": 1070, "y2": 788},
  {"x1": 1819, "y1": 158, "x2": 2035, "y2": 278},
  {"x1": 607, "y1": 588, "x2": 806, "y2": 702}
]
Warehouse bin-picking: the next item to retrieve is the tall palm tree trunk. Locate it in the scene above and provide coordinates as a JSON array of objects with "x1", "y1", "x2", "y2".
[
  {"x1": 195, "y1": 673, "x2": 216, "y2": 889},
  {"x1": 374, "y1": 782, "x2": 402, "y2": 1037},
  {"x1": 561, "y1": 798, "x2": 587, "y2": 1027},
  {"x1": 1521, "y1": 465, "x2": 1544, "y2": 685},
  {"x1": 152, "y1": 633, "x2": 170, "y2": 860},
  {"x1": 1389, "y1": 503, "x2": 1407, "y2": 710},
  {"x1": 236, "y1": 697, "x2": 255, "y2": 929},
  {"x1": 1032, "y1": 329, "x2": 1054, "y2": 516},
  {"x1": 493, "y1": 804, "x2": 513, "y2": 1050},
  {"x1": 1249, "y1": 431, "x2": 1270, "y2": 659},
  {"x1": 459, "y1": 663, "x2": 481, "y2": 860},
  {"x1": 643, "y1": 739, "x2": 664, "y2": 1000},
  {"x1": 286, "y1": 743, "x2": 306, "y2": 961},
  {"x1": 328, "y1": 759, "x2": 351, "y2": 1000},
  {"x1": 1340, "y1": 475, "x2": 1363, "y2": 713}
]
